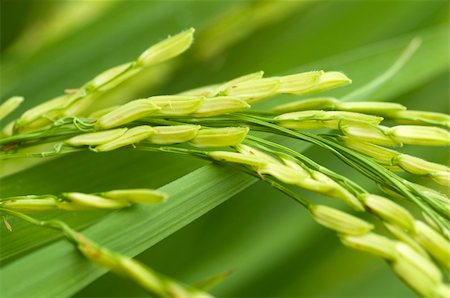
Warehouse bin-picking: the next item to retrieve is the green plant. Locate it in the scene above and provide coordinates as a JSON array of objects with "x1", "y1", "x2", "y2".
[{"x1": 1, "y1": 26, "x2": 449, "y2": 298}]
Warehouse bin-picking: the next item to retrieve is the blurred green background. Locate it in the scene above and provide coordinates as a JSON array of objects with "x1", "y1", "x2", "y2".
[{"x1": 1, "y1": 0, "x2": 449, "y2": 297}]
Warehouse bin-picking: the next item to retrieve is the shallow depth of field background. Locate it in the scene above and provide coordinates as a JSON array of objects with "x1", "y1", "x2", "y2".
[{"x1": 1, "y1": 1, "x2": 449, "y2": 297}]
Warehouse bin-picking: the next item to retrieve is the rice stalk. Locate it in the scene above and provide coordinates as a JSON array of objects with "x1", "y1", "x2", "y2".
[
  {"x1": 0, "y1": 208, "x2": 212, "y2": 298},
  {"x1": 1, "y1": 27, "x2": 449, "y2": 298}
]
